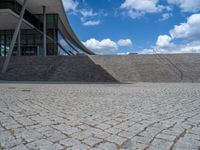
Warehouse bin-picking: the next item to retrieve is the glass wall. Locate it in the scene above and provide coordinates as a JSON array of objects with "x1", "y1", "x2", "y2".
[
  {"x1": 0, "y1": 0, "x2": 88, "y2": 57},
  {"x1": 0, "y1": 30, "x2": 12, "y2": 56},
  {"x1": 57, "y1": 17, "x2": 86, "y2": 56},
  {"x1": 0, "y1": 14, "x2": 59, "y2": 56},
  {"x1": 58, "y1": 32, "x2": 80, "y2": 56}
]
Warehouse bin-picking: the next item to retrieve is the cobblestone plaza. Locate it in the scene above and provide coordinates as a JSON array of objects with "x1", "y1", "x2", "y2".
[{"x1": 0, "y1": 83, "x2": 200, "y2": 150}]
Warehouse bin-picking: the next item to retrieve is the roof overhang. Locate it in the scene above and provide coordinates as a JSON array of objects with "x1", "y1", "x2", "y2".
[
  {"x1": 0, "y1": 9, "x2": 33, "y2": 30},
  {"x1": 16, "y1": 0, "x2": 95, "y2": 55}
]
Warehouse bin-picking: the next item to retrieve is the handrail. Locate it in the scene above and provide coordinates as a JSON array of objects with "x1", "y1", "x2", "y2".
[{"x1": 152, "y1": 49, "x2": 183, "y2": 81}]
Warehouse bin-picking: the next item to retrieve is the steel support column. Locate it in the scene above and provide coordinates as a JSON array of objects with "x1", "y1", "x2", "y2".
[
  {"x1": 17, "y1": 30, "x2": 21, "y2": 56},
  {"x1": 2, "y1": 0, "x2": 28, "y2": 73},
  {"x1": 43, "y1": 6, "x2": 47, "y2": 56}
]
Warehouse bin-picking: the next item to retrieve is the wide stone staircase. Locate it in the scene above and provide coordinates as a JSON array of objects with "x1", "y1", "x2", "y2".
[
  {"x1": 0, "y1": 54, "x2": 200, "y2": 82},
  {"x1": 47, "y1": 56, "x2": 117, "y2": 82},
  {"x1": 0, "y1": 56, "x2": 117, "y2": 82}
]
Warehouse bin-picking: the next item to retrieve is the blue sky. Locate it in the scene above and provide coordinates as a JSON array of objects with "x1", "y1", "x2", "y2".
[{"x1": 63, "y1": 0, "x2": 200, "y2": 55}]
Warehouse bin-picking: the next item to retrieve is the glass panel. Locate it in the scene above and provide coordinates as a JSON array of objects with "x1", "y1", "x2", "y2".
[{"x1": 57, "y1": 31, "x2": 84, "y2": 56}]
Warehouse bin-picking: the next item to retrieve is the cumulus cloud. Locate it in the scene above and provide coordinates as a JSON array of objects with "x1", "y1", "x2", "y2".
[
  {"x1": 140, "y1": 41, "x2": 200, "y2": 54},
  {"x1": 119, "y1": 0, "x2": 200, "y2": 19},
  {"x1": 117, "y1": 39, "x2": 133, "y2": 47},
  {"x1": 120, "y1": 0, "x2": 162, "y2": 13},
  {"x1": 82, "y1": 38, "x2": 118, "y2": 54},
  {"x1": 82, "y1": 38, "x2": 133, "y2": 54},
  {"x1": 167, "y1": 0, "x2": 200, "y2": 12},
  {"x1": 141, "y1": 14, "x2": 200, "y2": 54},
  {"x1": 120, "y1": 0, "x2": 167, "y2": 19},
  {"x1": 62, "y1": 0, "x2": 78, "y2": 12},
  {"x1": 170, "y1": 14, "x2": 200, "y2": 40},
  {"x1": 156, "y1": 35, "x2": 173, "y2": 47}
]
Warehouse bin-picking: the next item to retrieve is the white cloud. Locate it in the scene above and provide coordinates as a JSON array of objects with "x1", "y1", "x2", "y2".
[
  {"x1": 156, "y1": 35, "x2": 173, "y2": 47},
  {"x1": 82, "y1": 20, "x2": 101, "y2": 26},
  {"x1": 160, "y1": 13, "x2": 172, "y2": 21},
  {"x1": 167, "y1": 0, "x2": 200, "y2": 12},
  {"x1": 117, "y1": 52, "x2": 131, "y2": 55},
  {"x1": 62, "y1": 1, "x2": 105, "y2": 26},
  {"x1": 117, "y1": 39, "x2": 133, "y2": 47},
  {"x1": 79, "y1": 9, "x2": 106, "y2": 26},
  {"x1": 121, "y1": 0, "x2": 161, "y2": 13},
  {"x1": 83, "y1": 38, "x2": 133, "y2": 54},
  {"x1": 120, "y1": 0, "x2": 166, "y2": 19},
  {"x1": 170, "y1": 14, "x2": 200, "y2": 40},
  {"x1": 80, "y1": 9, "x2": 97, "y2": 17},
  {"x1": 140, "y1": 41, "x2": 200, "y2": 54},
  {"x1": 62, "y1": 0, "x2": 78, "y2": 11},
  {"x1": 82, "y1": 38, "x2": 118, "y2": 54},
  {"x1": 141, "y1": 13, "x2": 200, "y2": 54}
]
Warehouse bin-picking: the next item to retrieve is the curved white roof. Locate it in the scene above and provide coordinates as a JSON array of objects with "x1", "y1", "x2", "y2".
[{"x1": 16, "y1": 0, "x2": 95, "y2": 55}]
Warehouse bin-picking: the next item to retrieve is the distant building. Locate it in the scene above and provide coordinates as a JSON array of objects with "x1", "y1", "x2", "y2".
[{"x1": 129, "y1": 53, "x2": 138, "y2": 55}]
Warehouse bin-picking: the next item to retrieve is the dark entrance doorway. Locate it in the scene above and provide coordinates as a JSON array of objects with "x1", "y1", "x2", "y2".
[{"x1": 13, "y1": 46, "x2": 38, "y2": 56}]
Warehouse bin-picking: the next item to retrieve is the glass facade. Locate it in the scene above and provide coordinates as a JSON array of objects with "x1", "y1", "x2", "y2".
[{"x1": 0, "y1": 0, "x2": 85, "y2": 56}]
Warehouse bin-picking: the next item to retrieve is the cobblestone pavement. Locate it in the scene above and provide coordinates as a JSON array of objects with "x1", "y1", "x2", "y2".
[{"x1": 0, "y1": 83, "x2": 200, "y2": 150}]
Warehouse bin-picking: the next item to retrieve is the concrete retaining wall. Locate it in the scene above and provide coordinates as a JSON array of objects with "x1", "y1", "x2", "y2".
[
  {"x1": 90, "y1": 54, "x2": 200, "y2": 83},
  {"x1": 0, "y1": 54, "x2": 200, "y2": 82}
]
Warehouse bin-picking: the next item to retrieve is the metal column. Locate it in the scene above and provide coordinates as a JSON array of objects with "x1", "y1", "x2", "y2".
[
  {"x1": 43, "y1": 6, "x2": 47, "y2": 56},
  {"x1": 2, "y1": 0, "x2": 28, "y2": 73},
  {"x1": 17, "y1": 30, "x2": 21, "y2": 56}
]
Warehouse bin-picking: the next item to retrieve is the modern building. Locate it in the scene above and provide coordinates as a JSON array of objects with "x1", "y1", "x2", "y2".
[{"x1": 0, "y1": 0, "x2": 95, "y2": 57}]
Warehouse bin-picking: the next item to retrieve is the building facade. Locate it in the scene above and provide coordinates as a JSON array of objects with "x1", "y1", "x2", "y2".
[{"x1": 0, "y1": 0, "x2": 94, "y2": 57}]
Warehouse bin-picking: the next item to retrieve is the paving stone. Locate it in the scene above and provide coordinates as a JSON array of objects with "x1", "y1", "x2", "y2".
[
  {"x1": 68, "y1": 144, "x2": 90, "y2": 150},
  {"x1": 93, "y1": 131, "x2": 111, "y2": 139},
  {"x1": 106, "y1": 135, "x2": 127, "y2": 145},
  {"x1": 98, "y1": 142, "x2": 117, "y2": 150},
  {"x1": 47, "y1": 132, "x2": 67, "y2": 142},
  {"x1": 118, "y1": 130, "x2": 136, "y2": 139},
  {"x1": 0, "y1": 131, "x2": 19, "y2": 149},
  {"x1": 71, "y1": 130, "x2": 92, "y2": 140},
  {"x1": 82, "y1": 137, "x2": 103, "y2": 146},
  {"x1": 53, "y1": 124, "x2": 80, "y2": 135},
  {"x1": 90, "y1": 147, "x2": 103, "y2": 150},
  {"x1": 0, "y1": 83, "x2": 200, "y2": 149},
  {"x1": 10, "y1": 144, "x2": 29, "y2": 150},
  {"x1": 156, "y1": 133, "x2": 176, "y2": 141},
  {"x1": 96, "y1": 123, "x2": 111, "y2": 130},
  {"x1": 26, "y1": 139, "x2": 63, "y2": 150},
  {"x1": 105, "y1": 127, "x2": 122, "y2": 135},
  {"x1": 104, "y1": 120, "x2": 120, "y2": 126},
  {"x1": 150, "y1": 138, "x2": 173, "y2": 149},
  {"x1": 14, "y1": 128, "x2": 43, "y2": 143},
  {"x1": 0, "y1": 126, "x2": 5, "y2": 131},
  {"x1": 60, "y1": 138, "x2": 81, "y2": 147},
  {"x1": 14, "y1": 117, "x2": 36, "y2": 126},
  {"x1": 77, "y1": 124, "x2": 91, "y2": 130}
]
